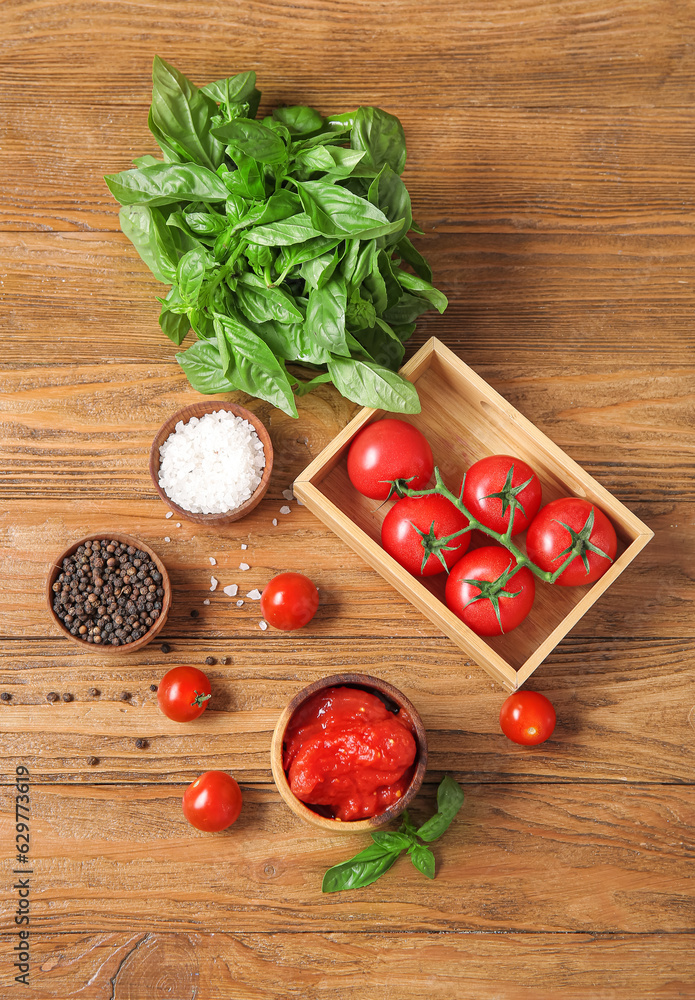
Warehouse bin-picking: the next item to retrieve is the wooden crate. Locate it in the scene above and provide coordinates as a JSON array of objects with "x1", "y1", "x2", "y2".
[{"x1": 294, "y1": 338, "x2": 653, "y2": 691}]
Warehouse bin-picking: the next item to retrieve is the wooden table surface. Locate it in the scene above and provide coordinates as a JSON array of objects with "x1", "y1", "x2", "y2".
[{"x1": 2, "y1": 2, "x2": 694, "y2": 997}]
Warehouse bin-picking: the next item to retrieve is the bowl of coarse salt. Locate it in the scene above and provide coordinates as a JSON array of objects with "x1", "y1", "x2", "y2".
[{"x1": 149, "y1": 402, "x2": 274, "y2": 524}]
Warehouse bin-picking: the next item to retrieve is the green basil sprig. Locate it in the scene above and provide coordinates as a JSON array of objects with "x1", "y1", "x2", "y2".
[
  {"x1": 105, "y1": 56, "x2": 448, "y2": 417},
  {"x1": 321, "y1": 775, "x2": 464, "y2": 893}
]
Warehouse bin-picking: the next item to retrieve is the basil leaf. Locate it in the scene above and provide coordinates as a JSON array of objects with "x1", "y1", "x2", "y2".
[
  {"x1": 292, "y1": 371, "x2": 333, "y2": 396},
  {"x1": 176, "y1": 246, "x2": 208, "y2": 306},
  {"x1": 352, "y1": 319, "x2": 405, "y2": 371},
  {"x1": 184, "y1": 210, "x2": 228, "y2": 236},
  {"x1": 351, "y1": 106, "x2": 407, "y2": 176},
  {"x1": 371, "y1": 831, "x2": 413, "y2": 852},
  {"x1": 409, "y1": 843, "x2": 436, "y2": 880},
  {"x1": 416, "y1": 776, "x2": 465, "y2": 843},
  {"x1": 296, "y1": 179, "x2": 405, "y2": 238},
  {"x1": 176, "y1": 338, "x2": 238, "y2": 393},
  {"x1": 202, "y1": 70, "x2": 261, "y2": 118},
  {"x1": 290, "y1": 124, "x2": 352, "y2": 152},
  {"x1": 150, "y1": 56, "x2": 223, "y2": 171},
  {"x1": 395, "y1": 269, "x2": 448, "y2": 314},
  {"x1": 246, "y1": 214, "x2": 323, "y2": 246},
  {"x1": 232, "y1": 190, "x2": 302, "y2": 234},
  {"x1": 300, "y1": 247, "x2": 339, "y2": 290},
  {"x1": 212, "y1": 118, "x2": 287, "y2": 165},
  {"x1": 236, "y1": 272, "x2": 304, "y2": 325},
  {"x1": 306, "y1": 276, "x2": 348, "y2": 357},
  {"x1": 219, "y1": 153, "x2": 267, "y2": 201},
  {"x1": 279, "y1": 236, "x2": 343, "y2": 273},
  {"x1": 159, "y1": 308, "x2": 190, "y2": 346},
  {"x1": 396, "y1": 235, "x2": 433, "y2": 282},
  {"x1": 132, "y1": 154, "x2": 160, "y2": 168},
  {"x1": 368, "y1": 163, "x2": 412, "y2": 245},
  {"x1": 328, "y1": 355, "x2": 421, "y2": 413},
  {"x1": 213, "y1": 314, "x2": 298, "y2": 417},
  {"x1": 118, "y1": 204, "x2": 178, "y2": 284},
  {"x1": 105, "y1": 163, "x2": 230, "y2": 207},
  {"x1": 377, "y1": 250, "x2": 403, "y2": 310},
  {"x1": 293, "y1": 146, "x2": 367, "y2": 182},
  {"x1": 273, "y1": 105, "x2": 325, "y2": 134},
  {"x1": 322, "y1": 844, "x2": 401, "y2": 894},
  {"x1": 254, "y1": 319, "x2": 332, "y2": 365},
  {"x1": 363, "y1": 263, "x2": 388, "y2": 314},
  {"x1": 383, "y1": 291, "x2": 433, "y2": 326},
  {"x1": 346, "y1": 239, "x2": 377, "y2": 287}
]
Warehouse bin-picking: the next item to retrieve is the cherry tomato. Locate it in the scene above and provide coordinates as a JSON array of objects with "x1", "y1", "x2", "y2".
[
  {"x1": 381, "y1": 494, "x2": 470, "y2": 576},
  {"x1": 182, "y1": 771, "x2": 243, "y2": 832},
  {"x1": 445, "y1": 545, "x2": 535, "y2": 636},
  {"x1": 462, "y1": 454, "x2": 542, "y2": 536},
  {"x1": 260, "y1": 572, "x2": 319, "y2": 630},
  {"x1": 526, "y1": 497, "x2": 617, "y2": 586},
  {"x1": 499, "y1": 691, "x2": 556, "y2": 746},
  {"x1": 157, "y1": 666, "x2": 212, "y2": 723},
  {"x1": 347, "y1": 419, "x2": 434, "y2": 500}
]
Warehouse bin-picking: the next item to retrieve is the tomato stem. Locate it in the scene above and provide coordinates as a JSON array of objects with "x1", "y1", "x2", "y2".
[{"x1": 396, "y1": 471, "x2": 582, "y2": 585}]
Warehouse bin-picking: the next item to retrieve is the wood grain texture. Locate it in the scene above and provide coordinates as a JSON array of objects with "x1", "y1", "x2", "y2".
[
  {"x1": 2, "y1": 0, "x2": 694, "y2": 993},
  {"x1": 0, "y1": 636, "x2": 693, "y2": 784},
  {"x1": 2, "y1": 931, "x2": 694, "y2": 1000},
  {"x1": 0, "y1": 783, "x2": 693, "y2": 935}
]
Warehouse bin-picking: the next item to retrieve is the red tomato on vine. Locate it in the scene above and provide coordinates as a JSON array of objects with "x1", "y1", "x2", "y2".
[
  {"x1": 445, "y1": 546, "x2": 535, "y2": 636},
  {"x1": 526, "y1": 498, "x2": 617, "y2": 586},
  {"x1": 347, "y1": 419, "x2": 434, "y2": 500},
  {"x1": 381, "y1": 494, "x2": 470, "y2": 576},
  {"x1": 462, "y1": 454, "x2": 542, "y2": 536}
]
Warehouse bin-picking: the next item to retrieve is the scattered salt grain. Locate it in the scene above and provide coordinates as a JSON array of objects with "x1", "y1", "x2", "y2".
[
  {"x1": 246, "y1": 589, "x2": 261, "y2": 600},
  {"x1": 210, "y1": 577, "x2": 218, "y2": 592},
  {"x1": 223, "y1": 584, "x2": 238, "y2": 597},
  {"x1": 209, "y1": 557, "x2": 216, "y2": 566},
  {"x1": 176, "y1": 523, "x2": 181, "y2": 528},
  {"x1": 280, "y1": 505, "x2": 291, "y2": 515},
  {"x1": 165, "y1": 511, "x2": 173, "y2": 519},
  {"x1": 259, "y1": 620, "x2": 268, "y2": 631},
  {"x1": 239, "y1": 562, "x2": 249, "y2": 571},
  {"x1": 282, "y1": 489, "x2": 294, "y2": 501},
  {"x1": 157, "y1": 409, "x2": 265, "y2": 514},
  {"x1": 203, "y1": 599, "x2": 210, "y2": 605},
  {"x1": 164, "y1": 536, "x2": 171, "y2": 543},
  {"x1": 296, "y1": 498, "x2": 305, "y2": 506},
  {"x1": 241, "y1": 543, "x2": 248, "y2": 550},
  {"x1": 272, "y1": 518, "x2": 278, "y2": 526},
  {"x1": 236, "y1": 600, "x2": 244, "y2": 607}
]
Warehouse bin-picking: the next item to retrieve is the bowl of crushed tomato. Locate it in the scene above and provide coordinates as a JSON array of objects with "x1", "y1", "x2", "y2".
[{"x1": 270, "y1": 673, "x2": 428, "y2": 832}]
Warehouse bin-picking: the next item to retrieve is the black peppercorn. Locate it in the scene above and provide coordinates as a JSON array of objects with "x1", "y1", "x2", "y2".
[
  {"x1": 204, "y1": 656, "x2": 215, "y2": 665},
  {"x1": 89, "y1": 688, "x2": 100, "y2": 697},
  {"x1": 0, "y1": 692, "x2": 11, "y2": 702},
  {"x1": 150, "y1": 684, "x2": 158, "y2": 692},
  {"x1": 120, "y1": 691, "x2": 131, "y2": 701},
  {"x1": 87, "y1": 756, "x2": 99, "y2": 766},
  {"x1": 62, "y1": 693, "x2": 73, "y2": 703},
  {"x1": 135, "y1": 738, "x2": 148, "y2": 749},
  {"x1": 47, "y1": 692, "x2": 59, "y2": 703},
  {"x1": 190, "y1": 609, "x2": 199, "y2": 618}
]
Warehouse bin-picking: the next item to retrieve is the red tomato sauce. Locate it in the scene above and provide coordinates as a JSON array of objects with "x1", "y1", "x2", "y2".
[{"x1": 283, "y1": 686, "x2": 417, "y2": 821}]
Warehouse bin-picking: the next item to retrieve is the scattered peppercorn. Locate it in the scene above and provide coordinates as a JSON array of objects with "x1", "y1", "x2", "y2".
[
  {"x1": 221, "y1": 657, "x2": 229, "y2": 665},
  {"x1": 87, "y1": 756, "x2": 99, "y2": 766},
  {"x1": 51, "y1": 538, "x2": 165, "y2": 647},
  {"x1": 190, "y1": 609, "x2": 199, "y2": 618},
  {"x1": 135, "y1": 738, "x2": 148, "y2": 749},
  {"x1": 47, "y1": 692, "x2": 59, "y2": 703},
  {"x1": 120, "y1": 691, "x2": 131, "y2": 701},
  {"x1": 89, "y1": 688, "x2": 100, "y2": 697},
  {"x1": 149, "y1": 684, "x2": 158, "y2": 692},
  {"x1": 160, "y1": 642, "x2": 171, "y2": 653},
  {"x1": 1, "y1": 692, "x2": 11, "y2": 702},
  {"x1": 62, "y1": 693, "x2": 73, "y2": 703},
  {"x1": 204, "y1": 656, "x2": 215, "y2": 665}
]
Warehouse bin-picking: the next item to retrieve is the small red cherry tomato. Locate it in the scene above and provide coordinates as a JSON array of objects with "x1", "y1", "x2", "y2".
[
  {"x1": 157, "y1": 666, "x2": 212, "y2": 723},
  {"x1": 347, "y1": 419, "x2": 434, "y2": 500},
  {"x1": 260, "y1": 572, "x2": 319, "y2": 630},
  {"x1": 182, "y1": 771, "x2": 243, "y2": 832},
  {"x1": 462, "y1": 454, "x2": 542, "y2": 536},
  {"x1": 526, "y1": 497, "x2": 617, "y2": 586},
  {"x1": 499, "y1": 691, "x2": 556, "y2": 746},
  {"x1": 445, "y1": 546, "x2": 535, "y2": 636},
  {"x1": 381, "y1": 494, "x2": 470, "y2": 576}
]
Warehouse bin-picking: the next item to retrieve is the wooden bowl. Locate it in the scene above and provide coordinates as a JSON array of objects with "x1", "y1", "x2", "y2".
[
  {"x1": 46, "y1": 532, "x2": 171, "y2": 653},
  {"x1": 270, "y1": 673, "x2": 428, "y2": 833},
  {"x1": 149, "y1": 401, "x2": 274, "y2": 525}
]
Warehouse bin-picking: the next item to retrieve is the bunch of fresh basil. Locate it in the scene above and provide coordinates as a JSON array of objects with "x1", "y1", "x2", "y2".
[{"x1": 105, "y1": 57, "x2": 447, "y2": 417}]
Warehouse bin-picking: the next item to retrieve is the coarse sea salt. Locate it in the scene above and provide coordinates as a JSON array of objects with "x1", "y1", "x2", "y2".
[
  {"x1": 210, "y1": 577, "x2": 218, "y2": 591},
  {"x1": 223, "y1": 584, "x2": 238, "y2": 597},
  {"x1": 259, "y1": 620, "x2": 268, "y2": 631},
  {"x1": 280, "y1": 505, "x2": 291, "y2": 515},
  {"x1": 158, "y1": 410, "x2": 265, "y2": 515},
  {"x1": 239, "y1": 562, "x2": 249, "y2": 571},
  {"x1": 209, "y1": 557, "x2": 216, "y2": 566},
  {"x1": 246, "y1": 589, "x2": 261, "y2": 600}
]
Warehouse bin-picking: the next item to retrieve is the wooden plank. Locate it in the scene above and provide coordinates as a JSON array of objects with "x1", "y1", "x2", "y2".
[
  {"x1": 3, "y1": 106, "x2": 695, "y2": 232},
  {"x1": 1, "y1": 930, "x2": 693, "y2": 1000},
  {"x1": 0, "y1": 499, "x2": 686, "y2": 639},
  {"x1": 0, "y1": 782, "x2": 692, "y2": 934},
  {"x1": 0, "y1": 636, "x2": 693, "y2": 784}
]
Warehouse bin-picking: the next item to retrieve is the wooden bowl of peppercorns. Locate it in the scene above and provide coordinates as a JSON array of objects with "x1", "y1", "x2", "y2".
[{"x1": 46, "y1": 534, "x2": 171, "y2": 652}]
